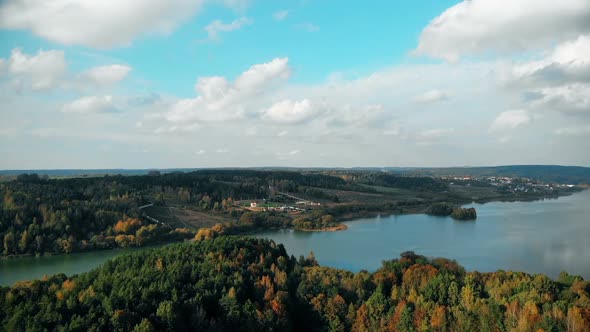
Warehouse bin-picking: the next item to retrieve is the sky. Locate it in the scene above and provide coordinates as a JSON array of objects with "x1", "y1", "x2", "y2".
[{"x1": 0, "y1": 0, "x2": 589, "y2": 169}]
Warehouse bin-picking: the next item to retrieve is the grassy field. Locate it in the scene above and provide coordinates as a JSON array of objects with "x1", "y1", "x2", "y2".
[{"x1": 142, "y1": 206, "x2": 227, "y2": 229}]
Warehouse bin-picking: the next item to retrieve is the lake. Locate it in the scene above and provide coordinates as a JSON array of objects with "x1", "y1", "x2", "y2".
[
  {"x1": 0, "y1": 245, "x2": 163, "y2": 286},
  {"x1": 1, "y1": 190, "x2": 589, "y2": 286},
  {"x1": 255, "y1": 189, "x2": 590, "y2": 279}
]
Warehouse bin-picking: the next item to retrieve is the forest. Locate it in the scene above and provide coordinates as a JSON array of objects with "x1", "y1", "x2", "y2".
[
  {"x1": 0, "y1": 171, "x2": 455, "y2": 257},
  {"x1": 0, "y1": 170, "x2": 577, "y2": 257},
  {"x1": 1, "y1": 236, "x2": 588, "y2": 331}
]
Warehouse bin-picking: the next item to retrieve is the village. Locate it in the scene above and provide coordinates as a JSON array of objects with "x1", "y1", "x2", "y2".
[
  {"x1": 444, "y1": 175, "x2": 577, "y2": 194},
  {"x1": 238, "y1": 190, "x2": 322, "y2": 213}
]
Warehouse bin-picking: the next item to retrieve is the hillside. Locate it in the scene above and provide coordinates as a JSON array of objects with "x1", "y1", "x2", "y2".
[{"x1": 1, "y1": 237, "x2": 588, "y2": 331}]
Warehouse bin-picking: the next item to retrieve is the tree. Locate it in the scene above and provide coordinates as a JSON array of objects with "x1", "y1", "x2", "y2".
[
  {"x1": 19, "y1": 229, "x2": 30, "y2": 253},
  {"x1": 3, "y1": 231, "x2": 15, "y2": 255}
]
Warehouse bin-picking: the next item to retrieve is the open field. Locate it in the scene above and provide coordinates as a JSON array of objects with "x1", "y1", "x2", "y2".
[{"x1": 142, "y1": 206, "x2": 228, "y2": 229}]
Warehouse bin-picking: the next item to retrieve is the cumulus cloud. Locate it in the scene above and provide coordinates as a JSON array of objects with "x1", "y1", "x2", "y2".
[
  {"x1": 205, "y1": 17, "x2": 252, "y2": 40},
  {"x1": 511, "y1": 35, "x2": 590, "y2": 86},
  {"x1": 62, "y1": 96, "x2": 117, "y2": 114},
  {"x1": 0, "y1": 0, "x2": 206, "y2": 48},
  {"x1": 164, "y1": 57, "x2": 291, "y2": 123},
  {"x1": 5, "y1": 48, "x2": 66, "y2": 90},
  {"x1": 415, "y1": 0, "x2": 590, "y2": 61},
  {"x1": 262, "y1": 99, "x2": 317, "y2": 124},
  {"x1": 528, "y1": 84, "x2": 590, "y2": 114},
  {"x1": 234, "y1": 57, "x2": 290, "y2": 90},
  {"x1": 273, "y1": 10, "x2": 289, "y2": 21},
  {"x1": 80, "y1": 64, "x2": 132, "y2": 86},
  {"x1": 489, "y1": 110, "x2": 531, "y2": 132},
  {"x1": 1, "y1": 48, "x2": 132, "y2": 92},
  {"x1": 412, "y1": 89, "x2": 449, "y2": 104}
]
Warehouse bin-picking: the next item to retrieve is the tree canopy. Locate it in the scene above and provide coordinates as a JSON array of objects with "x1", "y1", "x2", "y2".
[{"x1": 1, "y1": 237, "x2": 588, "y2": 331}]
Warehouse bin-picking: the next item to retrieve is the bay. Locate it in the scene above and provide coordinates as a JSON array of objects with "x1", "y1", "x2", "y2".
[{"x1": 255, "y1": 189, "x2": 590, "y2": 279}]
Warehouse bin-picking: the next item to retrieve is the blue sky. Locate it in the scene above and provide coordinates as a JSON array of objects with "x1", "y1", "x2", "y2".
[
  {"x1": 1, "y1": 0, "x2": 589, "y2": 169},
  {"x1": 0, "y1": 1, "x2": 458, "y2": 96}
]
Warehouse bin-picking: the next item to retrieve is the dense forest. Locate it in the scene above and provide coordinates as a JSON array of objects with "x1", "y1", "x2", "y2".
[
  {"x1": 1, "y1": 170, "x2": 580, "y2": 257},
  {"x1": 0, "y1": 171, "x2": 454, "y2": 257},
  {"x1": 1, "y1": 237, "x2": 588, "y2": 331},
  {"x1": 0, "y1": 174, "x2": 197, "y2": 256}
]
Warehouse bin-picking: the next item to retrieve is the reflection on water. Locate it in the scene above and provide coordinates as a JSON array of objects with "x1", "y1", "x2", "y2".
[
  {"x1": 255, "y1": 190, "x2": 590, "y2": 279},
  {"x1": 0, "y1": 245, "x2": 162, "y2": 286}
]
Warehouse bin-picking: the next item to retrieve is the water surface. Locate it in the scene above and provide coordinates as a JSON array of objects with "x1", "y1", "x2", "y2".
[
  {"x1": 255, "y1": 190, "x2": 590, "y2": 279},
  {"x1": 1, "y1": 190, "x2": 588, "y2": 286},
  {"x1": 0, "y1": 246, "x2": 160, "y2": 286}
]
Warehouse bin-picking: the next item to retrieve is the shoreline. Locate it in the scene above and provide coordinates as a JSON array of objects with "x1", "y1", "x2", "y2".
[
  {"x1": 2, "y1": 189, "x2": 584, "y2": 260},
  {"x1": 295, "y1": 224, "x2": 348, "y2": 232}
]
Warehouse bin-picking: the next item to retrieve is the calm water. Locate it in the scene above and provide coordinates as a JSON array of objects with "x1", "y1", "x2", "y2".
[
  {"x1": 1, "y1": 190, "x2": 589, "y2": 286},
  {"x1": 255, "y1": 190, "x2": 590, "y2": 279},
  {"x1": 0, "y1": 245, "x2": 161, "y2": 286}
]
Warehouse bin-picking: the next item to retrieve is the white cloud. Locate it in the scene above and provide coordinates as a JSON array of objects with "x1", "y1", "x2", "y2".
[
  {"x1": 529, "y1": 84, "x2": 590, "y2": 114},
  {"x1": 412, "y1": 89, "x2": 449, "y2": 104},
  {"x1": 512, "y1": 35, "x2": 590, "y2": 85},
  {"x1": 415, "y1": 0, "x2": 590, "y2": 61},
  {"x1": 6, "y1": 48, "x2": 66, "y2": 90},
  {"x1": 234, "y1": 57, "x2": 290, "y2": 90},
  {"x1": 1, "y1": 48, "x2": 132, "y2": 91},
  {"x1": 273, "y1": 10, "x2": 289, "y2": 21},
  {"x1": 62, "y1": 95, "x2": 117, "y2": 114},
  {"x1": 489, "y1": 110, "x2": 531, "y2": 132},
  {"x1": 420, "y1": 128, "x2": 455, "y2": 138},
  {"x1": 294, "y1": 22, "x2": 319, "y2": 32},
  {"x1": 205, "y1": 17, "x2": 252, "y2": 40},
  {"x1": 262, "y1": 99, "x2": 317, "y2": 124},
  {"x1": 164, "y1": 57, "x2": 291, "y2": 123},
  {"x1": 555, "y1": 125, "x2": 590, "y2": 136},
  {"x1": 80, "y1": 64, "x2": 132, "y2": 86},
  {"x1": 325, "y1": 104, "x2": 392, "y2": 129},
  {"x1": 0, "y1": 0, "x2": 205, "y2": 48}
]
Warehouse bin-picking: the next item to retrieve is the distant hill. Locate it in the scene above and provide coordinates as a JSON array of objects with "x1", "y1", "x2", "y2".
[
  {"x1": 2, "y1": 165, "x2": 589, "y2": 184},
  {"x1": 0, "y1": 168, "x2": 200, "y2": 177},
  {"x1": 396, "y1": 165, "x2": 590, "y2": 184}
]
